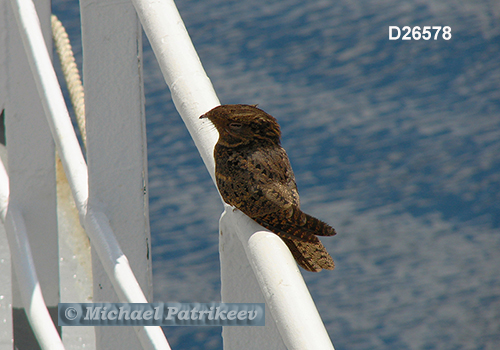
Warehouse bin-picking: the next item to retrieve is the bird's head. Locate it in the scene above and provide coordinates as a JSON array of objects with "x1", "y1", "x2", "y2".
[{"x1": 200, "y1": 104, "x2": 282, "y2": 147}]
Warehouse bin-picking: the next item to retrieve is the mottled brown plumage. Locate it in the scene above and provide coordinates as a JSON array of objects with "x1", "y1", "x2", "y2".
[{"x1": 200, "y1": 104, "x2": 336, "y2": 272}]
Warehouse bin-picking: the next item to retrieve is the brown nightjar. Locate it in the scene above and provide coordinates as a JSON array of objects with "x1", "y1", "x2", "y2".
[{"x1": 200, "y1": 104, "x2": 336, "y2": 272}]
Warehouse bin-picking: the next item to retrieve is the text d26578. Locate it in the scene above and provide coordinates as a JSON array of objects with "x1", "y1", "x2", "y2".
[{"x1": 389, "y1": 26, "x2": 452, "y2": 40}]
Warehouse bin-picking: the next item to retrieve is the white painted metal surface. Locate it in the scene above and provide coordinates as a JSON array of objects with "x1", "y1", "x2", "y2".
[
  {"x1": 219, "y1": 207, "x2": 287, "y2": 350},
  {"x1": 0, "y1": 226, "x2": 12, "y2": 350},
  {"x1": 0, "y1": 1, "x2": 12, "y2": 348},
  {"x1": 132, "y1": 0, "x2": 335, "y2": 348},
  {"x1": 57, "y1": 157, "x2": 95, "y2": 350},
  {"x1": 0, "y1": 159, "x2": 64, "y2": 350},
  {"x1": 223, "y1": 209, "x2": 335, "y2": 350},
  {"x1": 0, "y1": 147, "x2": 13, "y2": 350},
  {"x1": 3, "y1": 0, "x2": 336, "y2": 347},
  {"x1": 5, "y1": 0, "x2": 59, "y2": 318},
  {"x1": 10, "y1": 0, "x2": 170, "y2": 348},
  {"x1": 131, "y1": 0, "x2": 220, "y2": 177},
  {"x1": 79, "y1": 0, "x2": 153, "y2": 347}
]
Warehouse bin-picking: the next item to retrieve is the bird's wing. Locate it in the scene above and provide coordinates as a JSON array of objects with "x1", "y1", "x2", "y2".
[
  {"x1": 242, "y1": 145, "x2": 300, "y2": 213},
  {"x1": 214, "y1": 143, "x2": 298, "y2": 215},
  {"x1": 244, "y1": 147, "x2": 336, "y2": 240}
]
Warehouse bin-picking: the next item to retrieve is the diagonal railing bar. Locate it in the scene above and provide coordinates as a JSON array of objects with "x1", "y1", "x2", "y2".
[
  {"x1": 0, "y1": 160, "x2": 65, "y2": 350},
  {"x1": 130, "y1": 0, "x2": 220, "y2": 177},
  {"x1": 10, "y1": 0, "x2": 170, "y2": 348},
  {"x1": 7, "y1": 0, "x2": 336, "y2": 347},
  {"x1": 131, "y1": 0, "x2": 335, "y2": 349}
]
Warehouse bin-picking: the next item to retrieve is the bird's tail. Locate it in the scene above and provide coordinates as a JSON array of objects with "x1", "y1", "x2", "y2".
[
  {"x1": 281, "y1": 236, "x2": 335, "y2": 272},
  {"x1": 253, "y1": 208, "x2": 336, "y2": 272},
  {"x1": 301, "y1": 211, "x2": 337, "y2": 237},
  {"x1": 254, "y1": 207, "x2": 336, "y2": 243}
]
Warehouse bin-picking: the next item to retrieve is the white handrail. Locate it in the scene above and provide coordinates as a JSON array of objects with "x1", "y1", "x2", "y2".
[
  {"x1": 8, "y1": 0, "x2": 335, "y2": 346},
  {"x1": 221, "y1": 209, "x2": 335, "y2": 350},
  {"x1": 10, "y1": 0, "x2": 170, "y2": 348},
  {"x1": 131, "y1": 0, "x2": 335, "y2": 348},
  {"x1": 0, "y1": 160, "x2": 65, "y2": 350},
  {"x1": 131, "y1": 0, "x2": 220, "y2": 178}
]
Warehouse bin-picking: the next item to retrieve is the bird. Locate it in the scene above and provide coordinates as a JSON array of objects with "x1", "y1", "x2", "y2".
[{"x1": 200, "y1": 104, "x2": 336, "y2": 272}]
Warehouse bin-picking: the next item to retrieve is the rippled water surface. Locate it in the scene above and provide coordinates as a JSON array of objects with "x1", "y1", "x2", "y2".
[{"x1": 53, "y1": 0, "x2": 500, "y2": 349}]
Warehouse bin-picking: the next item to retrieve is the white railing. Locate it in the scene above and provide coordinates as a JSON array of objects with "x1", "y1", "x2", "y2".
[
  {"x1": 0, "y1": 0, "x2": 336, "y2": 348},
  {"x1": 133, "y1": 1, "x2": 335, "y2": 349},
  {"x1": 7, "y1": 0, "x2": 170, "y2": 348},
  {"x1": 0, "y1": 163, "x2": 64, "y2": 350}
]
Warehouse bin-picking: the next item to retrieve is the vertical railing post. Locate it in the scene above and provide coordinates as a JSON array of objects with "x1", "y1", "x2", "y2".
[
  {"x1": 3, "y1": 0, "x2": 59, "y2": 347},
  {"x1": 130, "y1": 0, "x2": 287, "y2": 348},
  {"x1": 80, "y1": 0, "x2": 152, "y2": 348},
  {"x1": 0, "y1": 0, "x2": 13, "y2": 345},
  {"x1": 57, "y1": 156, "x2": 95, "y2": 349},
  {"x1": 52, "y1": 12, "x2": 95, "y2": 350},
  {"x1": 132, "y1": 1, "x2": 335, "y2": 349}
]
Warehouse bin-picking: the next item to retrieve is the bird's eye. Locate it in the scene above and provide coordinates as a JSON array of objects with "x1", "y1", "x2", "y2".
[{"x1": 229, "y1": 122, "x2": 243, "y2": 130}]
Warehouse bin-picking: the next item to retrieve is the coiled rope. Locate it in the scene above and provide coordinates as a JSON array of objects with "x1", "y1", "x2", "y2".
[{"x1": 50, "y1": 14, "x2": 86, "y2": 148}]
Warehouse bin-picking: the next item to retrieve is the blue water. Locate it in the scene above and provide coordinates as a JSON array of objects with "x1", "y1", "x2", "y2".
[{"x1": 52, "y1": 0, "x2": 500, "y2": 349}]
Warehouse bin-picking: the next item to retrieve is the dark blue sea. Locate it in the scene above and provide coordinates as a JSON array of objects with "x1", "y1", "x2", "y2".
[{"x1": 52, "y1": 0, "x2": 500, "y2": 349}]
